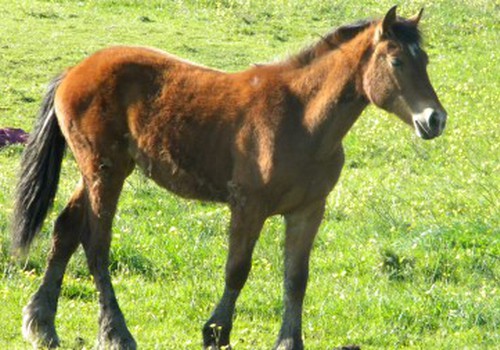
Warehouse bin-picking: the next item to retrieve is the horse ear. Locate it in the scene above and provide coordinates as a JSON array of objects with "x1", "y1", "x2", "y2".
[
  {"x1": 375, "y1": 6, "x2": 397, "y2": 43},
  {"x1": 409, "y1": 8, "x2": 424, "y2": 26},
  {"x1": 382, "y1": 6, "x2": 398, "y2": 34}
]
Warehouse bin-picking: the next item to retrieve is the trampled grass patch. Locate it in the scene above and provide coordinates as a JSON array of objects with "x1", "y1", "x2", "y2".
[{"x1": 0, "y1": 0, "x2": 498, "y2": 349}]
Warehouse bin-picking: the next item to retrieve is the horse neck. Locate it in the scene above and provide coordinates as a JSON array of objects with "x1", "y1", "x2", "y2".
[{"x1": 286, "y1": 29, "x2": 374, "y2": 159}]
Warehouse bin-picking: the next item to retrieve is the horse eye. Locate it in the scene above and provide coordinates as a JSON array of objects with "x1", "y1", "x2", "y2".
[{"x1": 391, "y1": 58, "x2": 404, "y2": 68}]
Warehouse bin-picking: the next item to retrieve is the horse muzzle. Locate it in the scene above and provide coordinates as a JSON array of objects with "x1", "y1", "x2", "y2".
[{"x1": 412, "y1": 107, "x2": 447, "y2": 140}]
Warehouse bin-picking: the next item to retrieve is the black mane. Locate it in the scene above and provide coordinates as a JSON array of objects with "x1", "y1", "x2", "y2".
[
  {"x1": 286, "y1": 17, "x2": 422, "y2": 68},
  {"x1": 288, "y1": 20, "x2": 373, "y2": 68}
]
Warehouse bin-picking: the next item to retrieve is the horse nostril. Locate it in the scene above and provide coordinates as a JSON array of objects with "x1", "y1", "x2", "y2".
[{"x1": 428, "y1": 111, "x2": 440, "y2": 130}]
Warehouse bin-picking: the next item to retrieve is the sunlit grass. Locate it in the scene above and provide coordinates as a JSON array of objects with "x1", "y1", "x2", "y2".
[{"x1": 0, "y1": 0, "x2": 498, "y2": 349}]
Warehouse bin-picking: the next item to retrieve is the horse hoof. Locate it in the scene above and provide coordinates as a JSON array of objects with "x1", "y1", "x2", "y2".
[
  {"x1": 202, "y1": 321, "x2": 232, "y2": 350},
  {"x1": 274, "y1": 338, "x2": 304, "y2": 350},
  {"x1": 97, "y1": 336, "x2": 137, "y2": 350},
  {"x1": 333, "y1": 346, "x2": 361, "y2": 350},
  {"x1": 22, "y1": 301, "x2": 60, "y2": 348},
  {"x1": 203, "y1": 345, "x2": 232, "y2": 350},
  {"x1": 98, "y1": 331, "x2": 137, "y2": 350}
]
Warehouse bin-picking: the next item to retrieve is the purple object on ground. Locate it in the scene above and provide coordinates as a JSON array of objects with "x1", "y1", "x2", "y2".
[{"x1": 0, "y1": 128, "x2": 29, "y2": 147}]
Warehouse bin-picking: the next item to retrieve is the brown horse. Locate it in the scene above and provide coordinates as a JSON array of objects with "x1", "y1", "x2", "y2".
[{"x1": 12, "y1": 6, "x2": 446, "y2": 350}]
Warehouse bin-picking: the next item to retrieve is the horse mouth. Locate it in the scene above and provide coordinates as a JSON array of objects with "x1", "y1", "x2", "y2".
[{"x1": 414, "y1": 119, "x2": 439, "y2": 140}]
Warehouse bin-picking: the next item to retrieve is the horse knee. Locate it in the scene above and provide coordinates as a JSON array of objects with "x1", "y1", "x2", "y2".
[
  {"x1": 285, "y1": 264, "x2": 309, "y2": 292},
  {"x1": 225, "y1": 233, "x2": 261, "y2": 290},
  {"x1": 225, "y1": 254, "x2": 253, "y2": 291}
]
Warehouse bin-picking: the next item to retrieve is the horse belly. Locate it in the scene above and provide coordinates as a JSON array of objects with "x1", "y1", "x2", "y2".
[{"x1": 128, "y1": 139, "x2": 230, "y2": 202}]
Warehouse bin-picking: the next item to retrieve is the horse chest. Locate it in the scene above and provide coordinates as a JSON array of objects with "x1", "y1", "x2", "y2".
[{"x1": 267, "y1": 153, "x2": 345, "y2": 214}]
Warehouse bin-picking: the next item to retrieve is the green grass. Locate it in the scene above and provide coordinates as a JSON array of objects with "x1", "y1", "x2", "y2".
[{"x1": 0, "y1": 0, "x2": 498, "y2": 349}]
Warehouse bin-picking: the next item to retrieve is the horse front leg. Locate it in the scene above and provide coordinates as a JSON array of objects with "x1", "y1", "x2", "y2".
[
  {"x1": 274, "y1": 200, "x2": 325, "y2": 350},
  {"x1": 203, "y1": 199, "x2": 267, "y2": 349}
]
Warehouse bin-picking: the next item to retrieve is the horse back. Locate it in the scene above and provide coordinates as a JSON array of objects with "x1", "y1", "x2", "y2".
[{"x1": 54, "y1": 46, "x2": 263, "y2": 202}]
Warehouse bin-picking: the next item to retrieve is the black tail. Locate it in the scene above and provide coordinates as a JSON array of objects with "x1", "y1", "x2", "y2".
[{"x1": 11, "y1": 73, "x2": 67, "y2": 254}]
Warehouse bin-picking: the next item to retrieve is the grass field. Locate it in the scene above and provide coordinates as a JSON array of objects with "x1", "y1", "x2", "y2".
[{"x1": 0, "y1": 0, "x2": 498, "y2": 349}]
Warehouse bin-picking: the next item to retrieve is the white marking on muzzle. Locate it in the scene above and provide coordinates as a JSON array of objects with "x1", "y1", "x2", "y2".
[{"x1": 412, "y1": 107, "x2": 447, "y2": 138}]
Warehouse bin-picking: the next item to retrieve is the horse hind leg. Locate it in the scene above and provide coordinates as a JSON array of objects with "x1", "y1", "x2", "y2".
[
  {"x1": 23, "y1": 182, "x2": 88, "y2": 348},
  {"x1": 78, "y1": 153, "x2": 135, "y2": 350}
]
